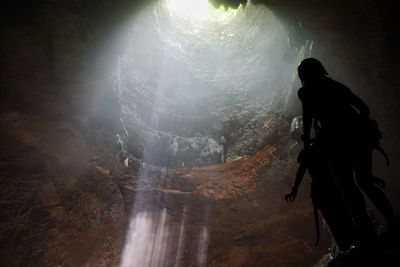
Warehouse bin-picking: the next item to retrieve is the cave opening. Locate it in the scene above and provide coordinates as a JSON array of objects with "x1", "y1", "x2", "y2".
[
  {"x1": 114, "y1": 0, "x2": 309, "y2": 167},
  {"x1": 115, "y1": 1, "x2": 310, "y2": 266}
]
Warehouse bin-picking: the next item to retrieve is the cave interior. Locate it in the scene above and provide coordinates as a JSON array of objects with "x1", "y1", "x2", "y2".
[{"x1": 1, "y1": 0, "x2": 400, "y2": 266}]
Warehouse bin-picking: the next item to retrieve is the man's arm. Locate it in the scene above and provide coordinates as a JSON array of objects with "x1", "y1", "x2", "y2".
[
  {"x1": 285, "y1": 162, "x2": 307, "y2": 203},
  {"x1": 348, "y1": 92, "x2": 370, "y2": 119},
  {"x1": 298, "y1": 88, "x2": 313, "y2": 144},
  {"x1": 339, "y1": 83, "x2": 370, "y2": 118}
]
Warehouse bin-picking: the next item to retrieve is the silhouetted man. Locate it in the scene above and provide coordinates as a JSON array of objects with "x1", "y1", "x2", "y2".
[
  {"x1": 285, "y1": 138, "x2": 354, "y2": 251},
  {"x1": 297, "y1": 58, "x2": 398, "y2": 239}
]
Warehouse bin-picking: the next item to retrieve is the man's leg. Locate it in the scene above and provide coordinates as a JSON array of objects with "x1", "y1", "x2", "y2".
[
  {"x1": 331, "y1": 158, "x2": 373, "y2": 238},
  {"x1": 355, "y1": 148, "x2": 399, "y2": 230}
]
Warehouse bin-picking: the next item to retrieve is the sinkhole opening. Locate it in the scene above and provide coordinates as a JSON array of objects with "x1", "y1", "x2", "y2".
[
  {"x1": 114, "y1": 0, "x2": 310, "y2": 168},
  {"x1": 113, "y1": 2, "x2": 314, "y2": 266}
]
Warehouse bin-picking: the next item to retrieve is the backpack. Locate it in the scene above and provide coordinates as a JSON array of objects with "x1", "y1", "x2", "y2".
[
  {"x1": 362, "y1": 118, "x2": 389, "y2": 166},
  {"x1": 363, "y1": 119, "x2": 382, "y2": 145}
]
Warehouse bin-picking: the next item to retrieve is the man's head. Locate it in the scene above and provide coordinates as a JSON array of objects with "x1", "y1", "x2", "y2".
[{"x1": 298, "y1": 58, "x2": 328, "y2": 84}]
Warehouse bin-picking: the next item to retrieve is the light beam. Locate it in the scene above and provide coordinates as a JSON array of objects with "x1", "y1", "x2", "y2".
[{"x1": 167, "y1": 0, "x2": 211, "y2": 20}]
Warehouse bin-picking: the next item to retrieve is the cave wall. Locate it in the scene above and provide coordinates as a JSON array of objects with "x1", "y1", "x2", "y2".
[{"x1": 1, "y1": 0, "x2": 400, "y2": 266}]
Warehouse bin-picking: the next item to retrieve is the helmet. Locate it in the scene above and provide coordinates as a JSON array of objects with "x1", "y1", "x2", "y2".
[
  {"x1": 290, "y1": 115, "x2": 303, "y2": 141},
  {"x1": 298, "y1": 58, "x2": 328, "y2": 83}
]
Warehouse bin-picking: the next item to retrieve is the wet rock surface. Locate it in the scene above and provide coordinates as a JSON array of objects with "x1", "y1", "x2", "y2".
[{"x1": 314, "y1": 232, "x2": 400, "y2": 267}]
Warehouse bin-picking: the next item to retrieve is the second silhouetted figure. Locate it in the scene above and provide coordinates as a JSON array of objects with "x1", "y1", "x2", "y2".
[{"x1": 297, "y1": 58, "x2": 398, "y2": 242}]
